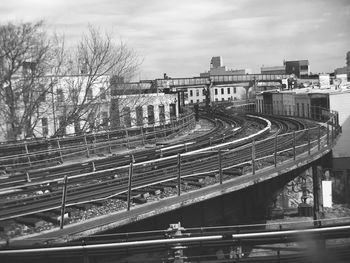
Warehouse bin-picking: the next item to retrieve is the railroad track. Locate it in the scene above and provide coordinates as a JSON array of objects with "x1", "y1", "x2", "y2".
[
  {"x1": 0, "y1": 110, "x2": 252, "y2": 190},
  {"x1": 0, "y1": 111, "x2": 312, "y2": 224},
  {"x1": 0, "y1": 113, "x2": 196, "y2": 172}
]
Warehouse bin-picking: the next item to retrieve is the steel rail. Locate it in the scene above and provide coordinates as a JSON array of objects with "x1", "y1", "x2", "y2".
[
  {"x1": 0, "y1": 113, "x2": 326, "y2": 222},
  {"x1": 1, "y1": 225, "x2": 350, "y2": 255}
]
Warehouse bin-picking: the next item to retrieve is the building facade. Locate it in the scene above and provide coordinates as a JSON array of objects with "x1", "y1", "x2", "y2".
[
  {"x1": 187, "y1": 85, "x2": 246, "y2": 104},
  {"x1": 284, "y1": 60, "x2": 310, "y2": 78},
  {"x1": 260, "y1": 66, "x2": 286, "y2": 75},
  {"x1": 0, "y1": 74, "x2": 178, "y2": 141}
]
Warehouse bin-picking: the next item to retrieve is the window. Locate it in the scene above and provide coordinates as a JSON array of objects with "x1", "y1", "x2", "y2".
[
  {"x1": 196, "y1": 89, "x2": 199, "y2": 96},
  {"x1": 57, "y1": 89, "x2": 64, "y2": 103},
  {"x1": 169, "y1": 103, "x2": 176, "y2": 120},
  {"x1": 234, "y1": 87, "x2": 237, "y2": 93},
  {"x1": 221, "y1": 88, "x2": 224, "y2": 95},
  {"x1": 197, "y1": 99, "x2": 200, "y2": 103},
  {"x1": 136, "y1": 106, "x2": 143, "y2": 126},
  {"x1": 202, "y1": 89, "x2": 205, "y2": 96},
  {"x1": 58, "y1": 116, "x2": 66, "y2": 135},
  {"x1": 87, "y1": 88, "x2": 93, "y2": 100},
  {"x1": 38, "y1": 85, "x2": 46, "y2": 102},
  {"x1": 147, "y1": 105, "x2": 155, "y2": 125},
  {"x1": 41, "y1": 118, "x2": 48, "y2": 137},
  {"x1": 88, "y1": 112, "x2": 95, "y2": 131},
  {"x1": 215, "y1": 89, "x2": 218, "y2": 95},
  {"x1": 297, "y1": 103, "x2": 299, "y2": 116},
  {"x1": 215, "y1": 98, "x2": 218, "y2": 102},
  {"x1": 122, "y1": 108, "x2": 131, "y2": 127},
  {"x1": 190, "y1": 90, "x2": 193, "y2": 97},
  {"x1": 222, "y1": 98, "x2": 224, "y2": 101},
  {"x1": 302, "y1": 103, "x2": 305, "y2": 117},
  {"x1": 227, "y1": 88, "x2": 230, "y2": 94},
  {"x1": 159, "y1": 105, "x2": 165, "y2": 123},
  {"x1": 101, "y1": 111, "x2": 109, "y2": 127},
  {"x1": 190, "y1": 99, "x2": 193, "y2": 104},
  {"x1": 100, "y1": 87, "x2": 106, "y2": 100}
]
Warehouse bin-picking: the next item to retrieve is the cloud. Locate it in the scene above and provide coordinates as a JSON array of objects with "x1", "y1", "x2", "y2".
[{"x1": 0, "y1": 0, "x2": 349, "y2": 78}]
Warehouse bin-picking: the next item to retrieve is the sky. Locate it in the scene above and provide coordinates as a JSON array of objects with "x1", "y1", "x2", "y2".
[{"x1": 1, "y1": 0, "x2": 349, "y2": 80}]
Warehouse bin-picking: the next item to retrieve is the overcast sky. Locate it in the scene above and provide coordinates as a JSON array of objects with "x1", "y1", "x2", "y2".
[{"x1": 1, "y1": 0, "x2": 349, "y2": 79}]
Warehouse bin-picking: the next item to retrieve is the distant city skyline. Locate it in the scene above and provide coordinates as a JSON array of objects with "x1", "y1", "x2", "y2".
[{"x1": 1, "y1": 0, "x2": 349, "y2": 79}]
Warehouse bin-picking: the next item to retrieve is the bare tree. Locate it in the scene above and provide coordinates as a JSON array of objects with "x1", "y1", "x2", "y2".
[
  {"x1": 52, "y1": 26, "x2": 142, "y2": 136},
  {"x1": 0, "y1": 22, "x2": 145, "y2": 140},
  {"x1": 0, "y1": 21, "x2": 57, "y2": 140}
]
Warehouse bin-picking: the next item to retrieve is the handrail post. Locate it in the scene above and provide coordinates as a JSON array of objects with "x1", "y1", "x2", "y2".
[
  {"x1": 318, "y1": 125, "x2": 321, "y2": 150},
  {"x1": 83, "y1": 135, "x2": 90, "y2": 158},
  {"x1": 331, "y1": 123, "x2": 334, "y2": 144},
  {"x1": 219, "y1": 150, "x2": 223, "y2": 184},
  {"x1": 60, "y1": 175, "x2": 68, "y2": 229},
  {"x1": 127, "y1": 163, "x2": 133, "y2": 211},
  {"x1": 93, "y1": 132, "x2": 97, "y2": 154},
  {"x1": 125, "y1": 127, "x2": 130, "y2": 148},
  {"x1": 177, "y1": 153, "x2": 181, "y2": 196},
  {"x1": 153, "y1": 124, "x2": 156, "y2": 140},
  {"x1": 307, "y1": 128, "x2": 311, "y2": 155},
  {"x1": 293, "y1": 131, "x2": 296, "y2": 160},
  {"x1": 252, "y1": 141, "x2": 256, "y2": 175},
  {"x1": 24, "y1": 142, "x2": 32, "y2": 166},
  {"x1": 163, "y1": 122, "x2": 166, "y2": 138},
  {"x1": 326, "y1": 123, "x2": 330, "y2": 146},
  {"x1": 107, "y1": 131, "x2": 112, "y2": 154},
  {"x1": 274, "y1": 134, "x2": 278, "y2": 167},
  {"x1": 141, "y1": 126, "x2": 145, "y2": 145}
]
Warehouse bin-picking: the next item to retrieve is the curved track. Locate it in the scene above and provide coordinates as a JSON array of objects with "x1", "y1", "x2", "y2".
[{"x1": 0, "y1": 109, "x2": 313, "y2": 222}]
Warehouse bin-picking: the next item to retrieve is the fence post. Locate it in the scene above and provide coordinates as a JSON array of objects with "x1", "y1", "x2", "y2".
[
  {"x1": 125, "y1": 127, "x2": 130, "y2": 148},
  {"x1": 83, "y1": 135, "x2": 90, "y2": 158},
  {"x1": 57, "y1": 139, "x2": 64, "y2": 163},
  {"x1": 274, "y1": 134, "x2": 278, "y2": 167},
  {"x1": 60, "y1": 175, "x2": 68, "y2": 229},
  {"x1": 24, "y1": 142, "x2": 32, "y2": 166},
  {"x1": 140, "y1": 126, "x2": 145, "y2": 145},
  {"x1": 219, "y1": 150, "x2": 223, "y2": 184},
  {"x1": 127, "y1": 163, "x2": 133, "y2": 211},
  {"x1": 326, "y1": 123, "x2": 330, "y2": 146},
  {"x1": 293, "y1": 131, "x2": 296, "y2": 161},
  {"x1": 331, "y1": 123, "x2": 334, "y2": 143},
  {"x1": 26, "y1": 171, "x2": 31, "y2": 183},
  {"x1": 93, "y1": 132, "x2": 97, "y2": 154},
  {"x1": 177, "y1": 153, "x2": 181, "y2": 196},
  {"x1": 318, "y1": 125, "x2": 321, "y2": 151},
  {"x1": 163, "y1": 122, "x2": 166, "y2": 138},
  {"x1": 107, "y1": 131, "x2": 112, "y2": 154},
  {"x1": 251, "y1": 141, "x2": 256, "y2": 175},
  {"x1": 307, "y1": 128, "x2": 311, "y2": 155},
  {"x1": 153, "y1": 125, "x2": 156, "y2": 140}
]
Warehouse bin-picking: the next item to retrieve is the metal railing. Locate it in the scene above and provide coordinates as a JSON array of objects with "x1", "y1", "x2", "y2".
[{"x1": 0, "y1": 113, "x2": 196, "y2": 171}]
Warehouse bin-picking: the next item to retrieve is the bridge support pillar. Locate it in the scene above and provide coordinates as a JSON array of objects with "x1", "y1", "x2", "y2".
[{"x1": 312, "y1": 165, "x2": 324, "y2": 227}]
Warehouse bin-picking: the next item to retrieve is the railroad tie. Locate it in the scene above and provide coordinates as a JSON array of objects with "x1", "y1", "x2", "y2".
[
  {"x1": 73, "y1": 203, "x2": 94, "y2": 211},
  {"x1": 33, "y1": 212, "x2": 69, "y2": 225},
  {"x1": 114, "y1": 193, "x2": 147, "y2": 204},
  {"x1": 15, "y1": 217, "x2": 46, "y2": 228},
  {"x1": 182, "y1": 178, "x2": 205, "y2": 188},
  {"x1": 223, "y1": 168, "x2": 242, "y2": 176}
]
